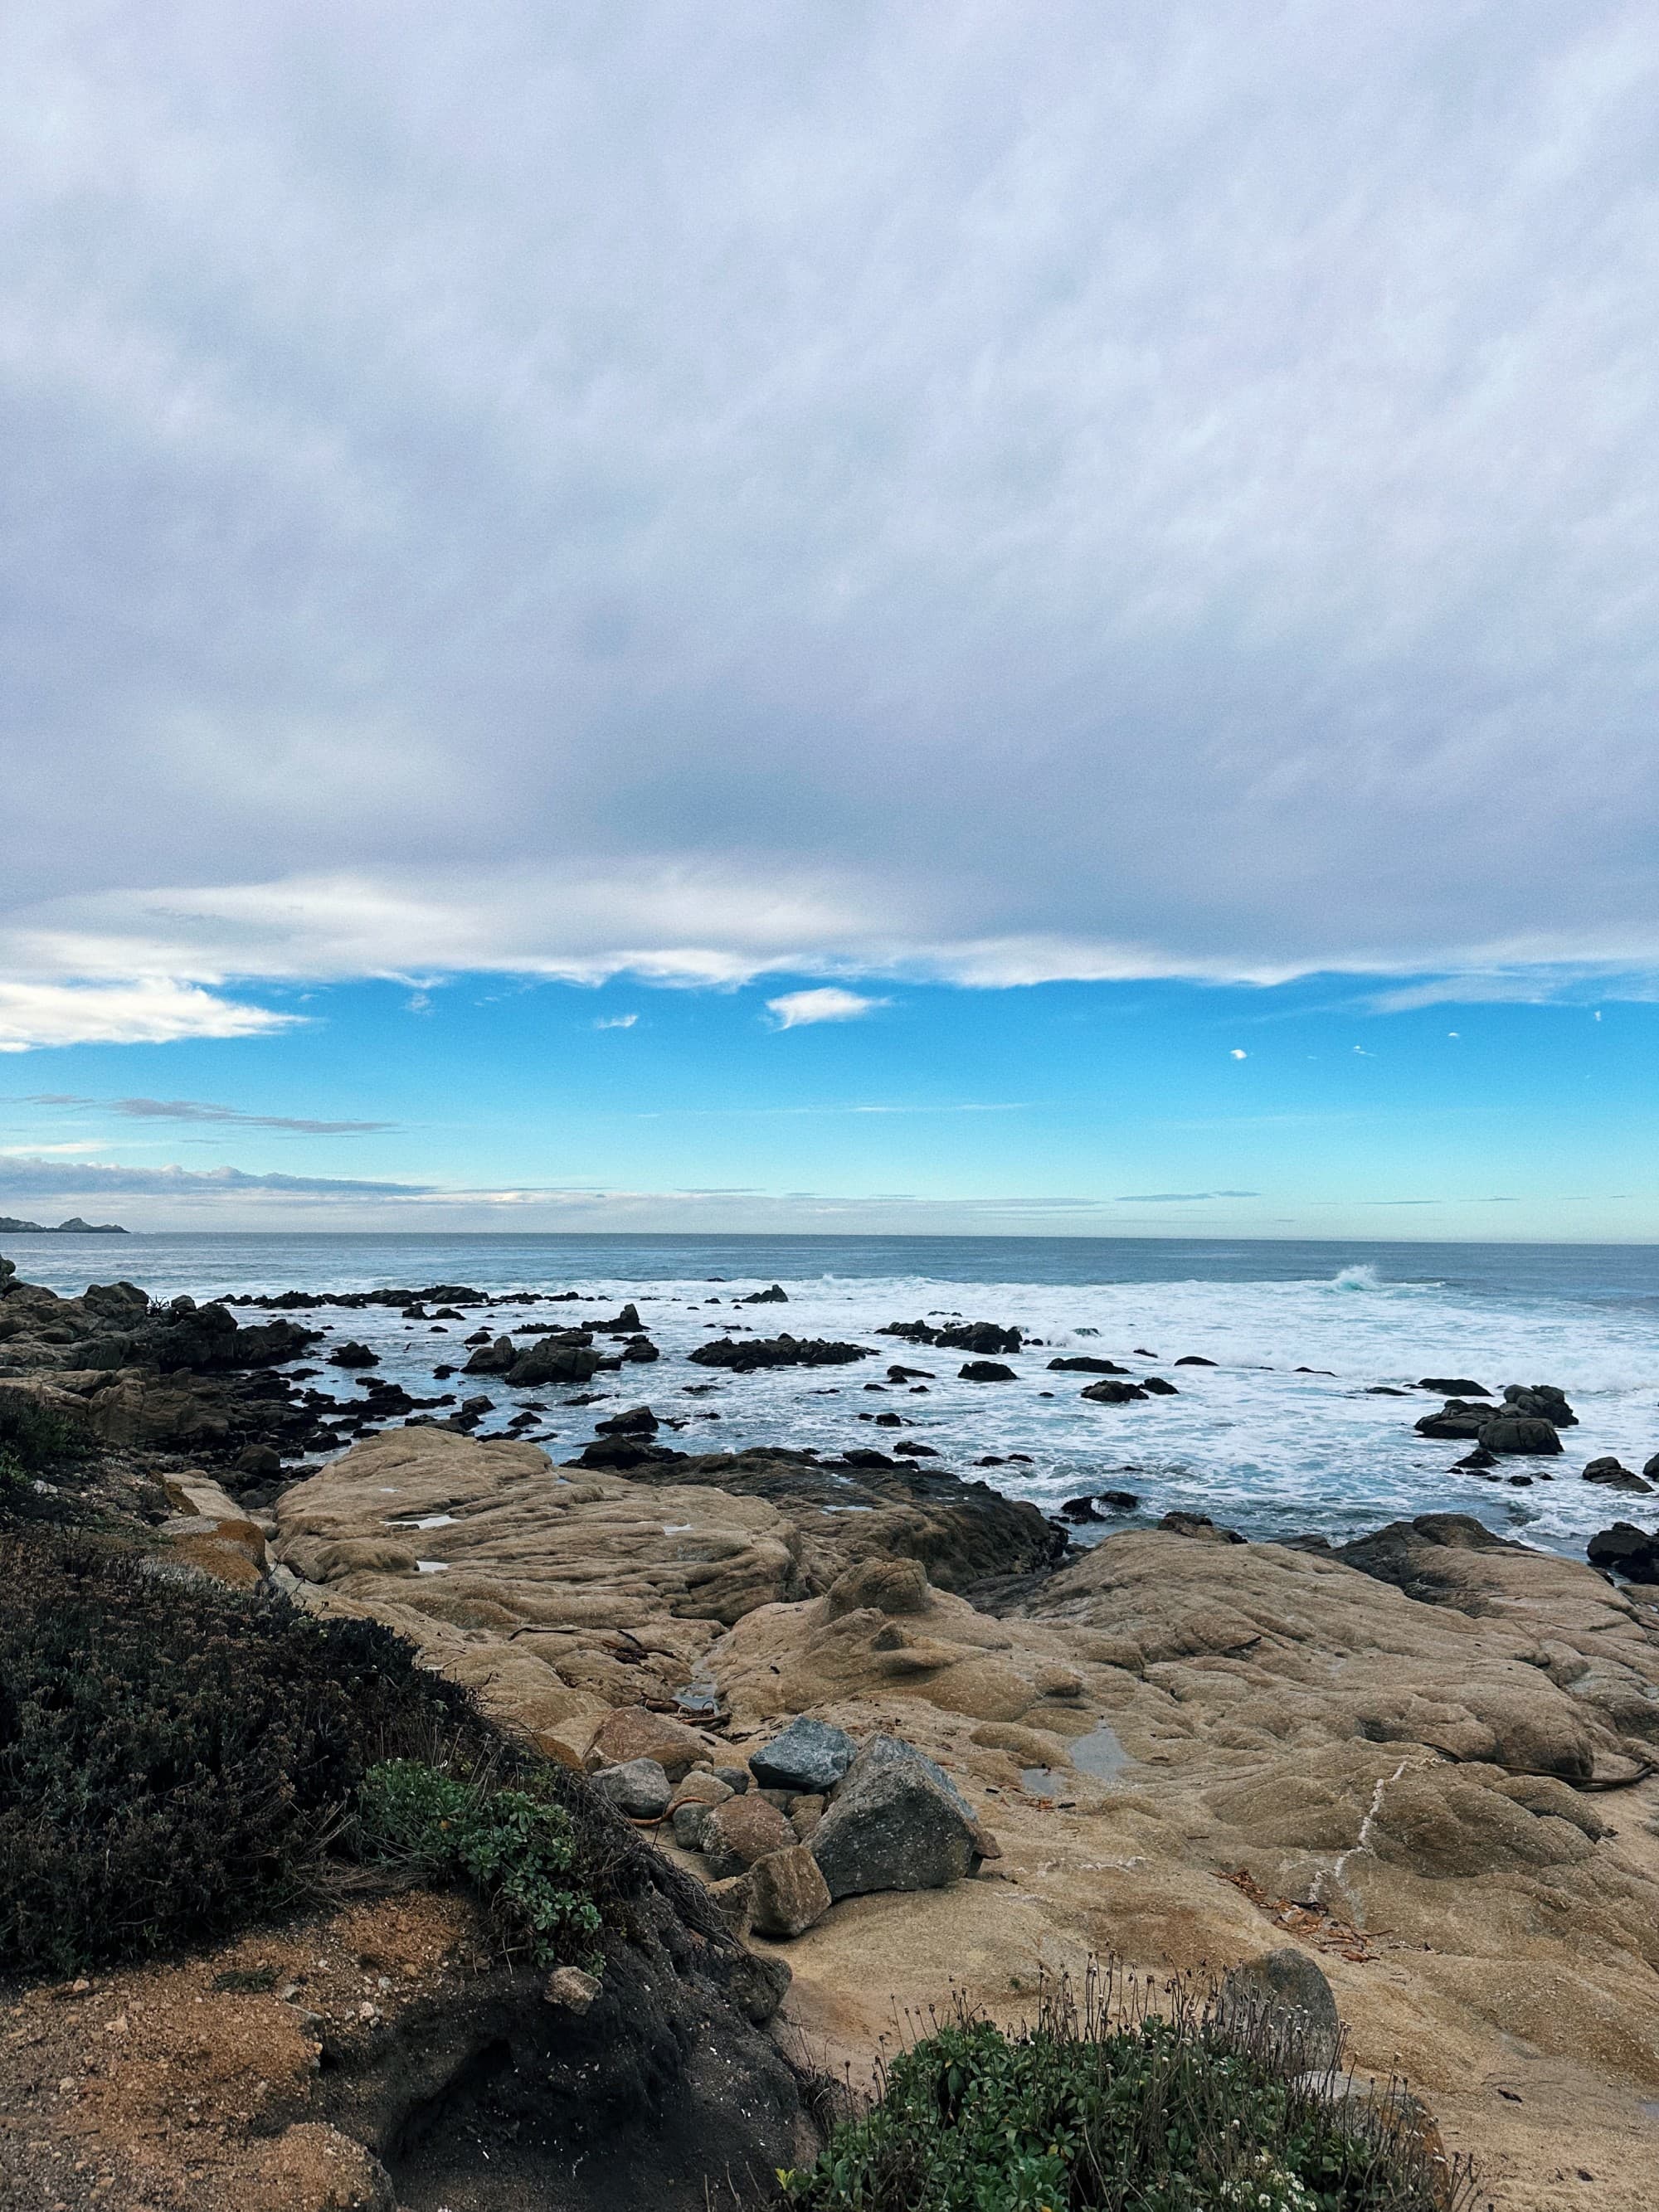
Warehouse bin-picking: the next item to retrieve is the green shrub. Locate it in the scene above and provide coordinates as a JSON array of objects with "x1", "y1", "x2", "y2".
[
  {"x1": 780, "y1": 2004, "x2": 1471, "y2": 2211},
  {"x1": 0, "y1": 1395, "x2": 91, "y2": 1476},
  {"x1": 358, "y1": 1758, "x2": 602, "y2": 1971},
  {"x1": 0, "y1": 1528, "x2": 486, "y2": 1976}
]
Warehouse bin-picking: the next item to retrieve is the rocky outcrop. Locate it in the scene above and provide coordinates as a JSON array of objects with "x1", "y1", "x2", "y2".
[
  {"x1": 687, "y1": 1334, "x2": 873, "y2": 1371},
  {"x1": 879, "y1": 1320, "x2": 1023, "y2": 1354},
  {"x1": 1588, "y1": 1523, "x2": 1659, "y2": 1583}
]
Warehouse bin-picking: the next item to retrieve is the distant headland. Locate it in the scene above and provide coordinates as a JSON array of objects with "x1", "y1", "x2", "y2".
[{"x1": 0, "y1": 1215, "x2": 128, "y2": 1235}]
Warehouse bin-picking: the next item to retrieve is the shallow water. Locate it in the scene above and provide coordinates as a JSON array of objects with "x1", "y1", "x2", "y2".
[{"x1": 7, "y1": 1230, "x2": 1655, "y2": 1559}]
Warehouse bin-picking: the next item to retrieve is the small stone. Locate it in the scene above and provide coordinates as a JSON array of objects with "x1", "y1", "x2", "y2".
[
  {"x1": 589, "y1": 1757, "x2": 672, "y2": 1820},
  {"x1": 749, "y1": 1716, "x2": 858, "y2": 1794},
  {"x1": 747, "y1": 1846, "x2": 832, "y2": 1939},
  {"x1": 542, "y1": 1966, "x2": 600, "y2": 2013},
  {"x1": 712, "y1": 1765, "x2": 751, "y2": 1794},
  {"x1": 1219, "y1": 1947, "x2": 1341, "y2": 2069},
  {"x1": 703, "y1": 1793, "x2": 796, "y2": 1868},
  {"x1": 789, "y1": 1794, "x2": 825, "y2": 1843},
  {"x1": 671, "y1": 1801, "x2": 713, "y2": 1850},
  {"x1": 703, "y1": 1875, "x2": 752, "y2": 1936}
]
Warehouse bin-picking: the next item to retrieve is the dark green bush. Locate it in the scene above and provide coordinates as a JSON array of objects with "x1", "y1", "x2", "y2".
[
  {"x1": 0, "y1": 1528, "x2": 489, "y2": 1976},
  {"x1": 0, "y1": 1397, "x2": 91, "y2": 1477},
  {"x1": 780, "y1": 2001, "x2": 1472, "y2": 2211},
  {"x1": 358, "y1": 1758, "x2": 602, "y2": 1970}
]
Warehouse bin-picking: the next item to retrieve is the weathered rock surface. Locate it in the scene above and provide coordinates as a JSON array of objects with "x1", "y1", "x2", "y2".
[
  {"x1": 590, "y1": 1757, "x2": 674, "y2": 1819},
  {"x1": 749, "y1": 1716, "x2": 858, "y2": 1793},
  {"x1": 809, "y1": 1738, "x2": 981, "y2": 1900},
  {"x1": 747, "y1": 1845, "x2": 831, "y2": 1937}
]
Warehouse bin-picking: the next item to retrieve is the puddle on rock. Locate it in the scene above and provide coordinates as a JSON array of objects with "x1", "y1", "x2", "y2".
[{"x1": 1022, "y1": 1719, "x2": 1131, "y2": 1797}]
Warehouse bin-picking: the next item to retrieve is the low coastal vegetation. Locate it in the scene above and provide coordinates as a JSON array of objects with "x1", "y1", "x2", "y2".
[
  {"x1": 781, "y1": 1989, "x2": 1471, "y2": 2212},
  {"x1": 0, "y1": 1524, "x2": 606, "y2": 1979}
]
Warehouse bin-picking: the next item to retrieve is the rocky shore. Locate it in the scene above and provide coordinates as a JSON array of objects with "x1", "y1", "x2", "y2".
[{"x1": 3, "y1": 1260, "x2": 1659, "y2": 2208}]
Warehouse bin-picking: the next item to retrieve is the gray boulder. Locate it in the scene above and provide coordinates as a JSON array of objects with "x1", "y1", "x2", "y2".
[
  {"x1": 507, "y1": 1337, "x2": 603, "y2": 1386},
  {"x1": 1414, "y1": 1398, "x2": 1491, "y2": 1440},
  {"x1": 749, "y1": 1717, "x2": 857, "y2": 1795},
  {"x1": 810, "y1": 1738, "x2": 980, "y2": 1901},
  {"x1": 1588, "y1": 1523, "x2": 1659, "y2": 1583},
  {"x1": 1501, "y1": 1382, "x2": 1577, "y2": 1427},
  {"x1": 1080, "y1": 1378, "x2": 1150, "y2": 1405},
  {"x1": 1219, "y1": 1947, "x2": 1341, "y2": 2070},
  {"x1": 588, "y1": 1757, "x2": 671, "y2": 1820},
  {"x1": 959, "y1": 1360, "x2": 1017, "y2": 1383}
]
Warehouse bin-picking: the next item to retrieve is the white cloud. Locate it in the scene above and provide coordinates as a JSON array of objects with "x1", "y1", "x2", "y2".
[
  {"x1": 1230, "y1": 1048, "x2": 1248, "y2": 1060},
  {"x1": 594, "y1": 1013, "x2": 638, "y2": 1028},
  {"x1": 0, "y1": 980, "x2": 295, "y2": 1053},
  {"x1": 766, "y1": 988, "x2": 886, "y2": 1030}
]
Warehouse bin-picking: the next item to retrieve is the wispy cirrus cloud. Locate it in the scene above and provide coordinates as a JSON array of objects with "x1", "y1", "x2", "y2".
[
  {"x1": 15, "y1": 1094, "x2": 396, "y2": 1135},
  {"x1": 0, "y1": 1157, "x2": 427, "y2": 1200}
]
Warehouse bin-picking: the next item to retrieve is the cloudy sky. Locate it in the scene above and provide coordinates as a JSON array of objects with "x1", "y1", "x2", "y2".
[{"x1": 3, "y1": 3, "x2": 1657, "y2": 1237}]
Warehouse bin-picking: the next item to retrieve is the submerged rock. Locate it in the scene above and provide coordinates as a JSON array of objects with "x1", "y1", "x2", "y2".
[{"x1": 688, "y1": 1334, "x2": 873, "y2": 1372}]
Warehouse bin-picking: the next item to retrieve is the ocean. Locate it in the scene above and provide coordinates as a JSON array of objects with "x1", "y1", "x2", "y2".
[{"x1": 6, "y1": 1232, "x2": 1656, "y2": 1559}]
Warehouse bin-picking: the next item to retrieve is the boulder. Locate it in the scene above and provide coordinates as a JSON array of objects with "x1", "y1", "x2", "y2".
[
  {"x1": 669, "y1": 1772, "x2": 734, "y2": 1811},
  {"x1": 749, "y1": 1716, "x2": 857, "y2": 1794},
  {"x1": 1048, "y1": 1356, "x2": 1131, "y2": 1374},
  {"x1": 1140, "y1": 1376, "x2": 1180, "y2": 1395},
  {"x1": 1418, "y1": 1377, "x2": 1491, "y2": 1396},
  {"x1": 596, "y1": 1404, "x2": 659, "y2": 1436},
  {"x1": 959, "y1": 1360, "x2": 1016, "y2": 1383},
  {"x1": 506, "y1": 1338, "x2": 602, "y2": 1386},
  {"x1": 672, "y1": 1801, "x2": 714, "y2": 1849},
  {"x1": 789, "y1": 1794, "x2": 825, "y2": 1843},
  {"x1": 1414, "y1": 1399, "x2": 1491, "y2": 1440},
  {"x1": 810, "y1": 1738, "x2": 980, "y2": 1901},
  {"x1": 1582, "y1": 1457, "x2": 1653, "y2": 1494},
  {"x1": 591, "y1": 1303, "x2": 644, "y2": 1332},
  {"x1": 1080, "y1": 1378, "x2": 1149, "y2": 1404},
  {"x1": 1175, "y1": 1354, "x2": 1218, "y2": 1367},
  {"x1": 1501, "y1": 1383, "x2": 1577, "y2": 1427},
  {"x1": 1219, "y1": 1947, "x2": 1341, "y2": 2069},
  {"x1": 588, "y1": 1707, "x2": 710, "y2": 1782},
  {"x1": 703, "y1": 1793, "x2": 796, "y2": 1869},
  {"x1": 1479, "y1": 1414, "x2": 1564, "y2": 1456},
  {"x1": 737, "y1": 1285, "x2": 789, "y2": 1305},
  {"x1": 328, "y1": 1341, "x2": 380, "y2": 1369},
  {"x1": 1645, "y1": 1453, "x2": 1659, "y2": 1480},
  {"x1": 747, "y1": 1846, "x2": 831, "y2": 1938},
  {"x1": 588, "y1": 1757, "x2": 671, "y2": 1820},
  {"x1": 1587, "y1": 1524, "x2": 1659, "y2": 1583}
]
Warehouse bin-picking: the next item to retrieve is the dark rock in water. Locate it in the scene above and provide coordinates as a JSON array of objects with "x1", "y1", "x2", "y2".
[
  {"x1": 1220, "y1": 1948, "x2": 1341, "y2": 2069},
  {"x1": 328, "y1": 1340, "x2": 379, "y2": 1369},
  {"x1": 810, "y1": 1737, "x2": 980, "y2": 1901},
  {"x1": 1582, "y1": 1456, "x2": 1653, "y2": 1494},
  {"x1": 620, "y1": 1334, "x2": 660, "y2": 1363},
  {"x1": 1365, "y1": 1386, "x2": 1409, "y2": 1396},
  {"x1": 1140, "y1": 1376, "x2": 1179, "y2": 1396},
  {"x1": 737, "y1": 1284, "x2": 788, "y2": 1304},
  {"x1": 873, "y1": 1410, "x2": 902, "y2": 1427},
  {"x1": 596, "y1": 1404, "x2": 659, "y2": 1437},
  {"x1": 1414, "y1": 1398, "x2": 1492, "y2": 1440},
  {"x1": 749, "y1": 1717, "x2": 857, "y2": 1794},
  {"x1": 880, "y1": 1319, "x2": 1022, "y2": 1355},
  {"x1": 591, "y1": 1303, "x2": 644, "y2": 1332},
  {"x1": 959, "y1": 1359, "x2": 1017, "y2": 1383},
  {"x1": 1500, "y1": 1383, "x2": 1576, "y2": 1427},
  {"x1": 1048, "y1": 1355, "x2": 1131, "y2": 1374},
  {"x1": 1175, "y1": 1354, "x2": 1217, "y2": 1366},
  {"x1": 893, "y1": 1440, "x2": 938, "y2": 1457},
  {"x1": 1293, "y1": 1367, "x2": 1335, "y2": 1376},
  {"x1": 1453, "y1": 1446, "x2": 1498, "y2": 1470},
  {"x1": 1480, "y1": 1414, "x2": 1564, "y2": 1456},
  {"x1": 1058, "y1": 1490, "x2": 1142, "y2": 1522},
  {"x1": 1587, "y1": 1523, "x2": 1659, "y2": 1582},
  {"x1": 1160, "y1": 1511, "x2": 1245, "y2": 1544},
  {"x1": 506, "y1": 1337, "x2": 603, "y2": 1387},
  {"x1": 688, "y1": 1334, "x2": 873, "y2": 1372},
  {"x1": 1418, "y1": 1377, "x2": 1491, "y2": 1396},
  {"x1": 886, "y1": 1364, "x2": 933, "y2": 1381},
  {"x1": 1080, "y1": 1378, "x2": 1149, "y2": 1404}
]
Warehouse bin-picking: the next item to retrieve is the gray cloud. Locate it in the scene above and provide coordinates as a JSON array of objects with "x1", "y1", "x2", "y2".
[
  {"x1": 17, "y1": 1094, "x2": 396, "y2": 1134},
  {"x1": 0, "y1": 1158, "x2": 429, "y2": 1199},
  {"x1": 2, "y1": 4, "x2": 1657, "y2": 1020},
  {"x1": 1115, "y1": 1190, "x2": 1259, "y2": 1203}
]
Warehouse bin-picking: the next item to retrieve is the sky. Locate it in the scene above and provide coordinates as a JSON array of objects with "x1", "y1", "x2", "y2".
[{"x1": 2, "y1": 2, "x2": 1657, "y2": 1238}]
